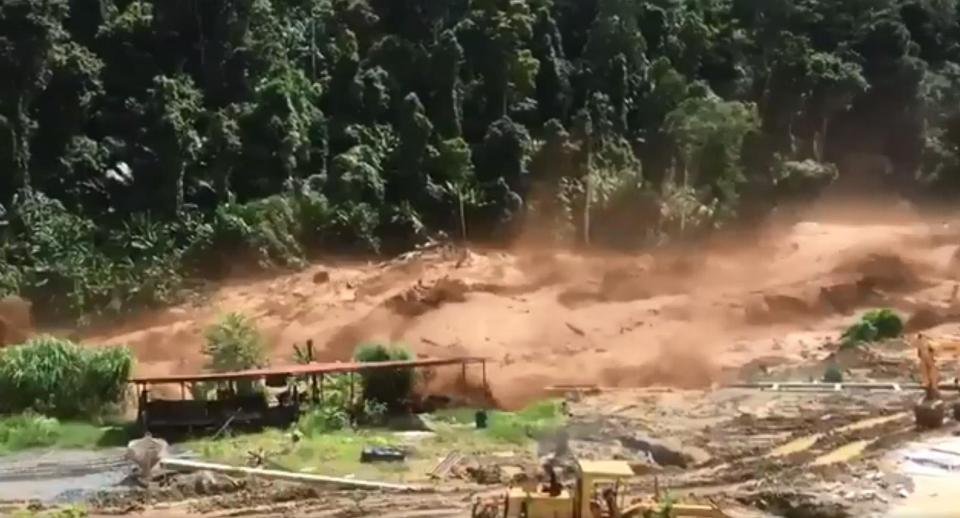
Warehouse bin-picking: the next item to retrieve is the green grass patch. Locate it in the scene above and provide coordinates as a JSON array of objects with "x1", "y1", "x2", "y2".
[
  {"x1": 189, "y1": 400, "x2": 567, "y2": 480},
  {"x1": 0, "y1": 413, "x2": 135, "y2": 455},
  {"x1": 432, "y1": 399, "x2": 565, "y2": 443}
]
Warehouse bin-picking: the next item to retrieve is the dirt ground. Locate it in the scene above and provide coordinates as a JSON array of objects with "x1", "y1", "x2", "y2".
[{"x1": 16, "y1": 384, "x2": 949, "y2": 518}]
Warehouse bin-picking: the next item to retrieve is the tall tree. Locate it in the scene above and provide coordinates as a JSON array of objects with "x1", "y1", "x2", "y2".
[
  {"x1": 0, "y1": 0, "x2": 69, "y2": 206},
  {"x1": 143, "y1": 74, "x2": 202, "y2": 217}
]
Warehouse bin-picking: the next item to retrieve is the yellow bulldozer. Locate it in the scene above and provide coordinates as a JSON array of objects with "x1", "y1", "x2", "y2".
[{"x1": 473, "y1": 459, "x2": 727, "y2": 518}]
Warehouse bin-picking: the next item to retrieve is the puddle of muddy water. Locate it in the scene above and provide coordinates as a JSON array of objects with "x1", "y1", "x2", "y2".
[
  {"x1": 811, "y1": 439, "x2": 876, "y2": 466},
  {"x1": 767, "y1": 434, "x2": 822, "y2": 458},
  {"x1": 884, "y1": 436, "x2": 960, "y2": 518},
  {"x1": 0, "y1": 449, "x2": 133, "y2": 503}
]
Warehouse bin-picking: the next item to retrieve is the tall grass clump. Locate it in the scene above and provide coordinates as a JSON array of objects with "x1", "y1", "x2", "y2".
[{"x1": 0, "y1": 336, "x2": 133, "y2": 418}]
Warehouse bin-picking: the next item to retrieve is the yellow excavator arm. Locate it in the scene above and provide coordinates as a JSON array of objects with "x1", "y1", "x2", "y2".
[{"x1": 916, "y1": 334, "x2": 940, "y2": 401}]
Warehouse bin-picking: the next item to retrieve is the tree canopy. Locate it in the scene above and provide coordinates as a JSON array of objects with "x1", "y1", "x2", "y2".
[{"x1": 3, "y1": 0, "x2": 960, "y2": 322}]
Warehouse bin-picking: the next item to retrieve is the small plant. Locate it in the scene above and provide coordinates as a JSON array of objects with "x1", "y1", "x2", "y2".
[
  {"x1": 0, "y1": 412, "x2": 61, "y2": 452},
  {"x1": 202, "y1": 312, "x2": 267, "y2": 372},
  {"x1": 361, "y1": 399, "x2": 388, "y2": 425},
  {"x1": 823, "y1": 364, "x2": 844, "y2": 383},
  {"x1": 297, "y1": 406, "x2": 350, "y2": 434}
]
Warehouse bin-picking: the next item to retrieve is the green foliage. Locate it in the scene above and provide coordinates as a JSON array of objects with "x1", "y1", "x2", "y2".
[
  {"x1": 840, "y1": 321, "x2": 879, "y2": 350},
  {"x1": 202, "y1": 312, "x2": 267, "y2": 373},
  {"x1": 839, "y1": 308, "x2": 904, "y2": 350},
  {"x1": 0, "y1": 336, "x2": 132, "y2": 418},
  {"x1": 298, "y1": 405, "x2": 350, "y2": 435},
  {"x1": 5, "y1": 0, "x2": 960, "y2": 319},
  {"x1": 823, "y1": 364, "x2": 844, "y2": 383},
  {"x1": 352, "y1": 342, "x2": 414, "y2": 412},
  {"x1": 861, "y1": 308, "x2": 904, "y2": 339},
  {"x1": 0, "y1": 412, "x2": 60, "y2": 452},
  {"x1": 207, "y1": 196, "x2": 306, "y2": 269},
  {"x1": 432, "y1": 399, "x2": 566, "y2": 445},
  {"x1": 0, "y1": 413, "x2": 141, "y2": 455}
]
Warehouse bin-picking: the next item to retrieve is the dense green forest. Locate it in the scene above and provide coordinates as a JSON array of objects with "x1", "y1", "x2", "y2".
[{"x1": 2, "y1": 0, "x2": 960, "y2": 323}]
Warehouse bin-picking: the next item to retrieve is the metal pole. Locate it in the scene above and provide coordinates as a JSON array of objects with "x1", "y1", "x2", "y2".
[
  {"x1": 349, "y1": 372, "x2": 355, "y2": 415},
  {"x1": 482, "y1": 360, "x2": 487, "y2": 387},
  {"x1": 461, "y1": 361, "x2": 467, "y2": 387},
  {"x1": 307, "y1": 340, "x2": 319, "y2": 404}
]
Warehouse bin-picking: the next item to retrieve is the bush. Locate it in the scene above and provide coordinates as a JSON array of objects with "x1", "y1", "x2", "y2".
[
  {"x1": 823, "y1": 364, "x2": 844, "y2": 383},
  {"x1": 0, "y1": 336, "x2": 133, "y2": 418},
  {"x1": 206, "y1": 196, "x2": 305, "y2": 270},
  {"x1": 839, "y1": 308, "x2": 903, "y2": 350},
  {"x1": 202, "y1": 312, "x2": 268, "y2": 372},
  {"x1": 0, "y1": 412, "x2": 61, "y2": 451},
  {"x1": 352, "y1": 342, "x2": 414, "y2": 412},
  {"x1": 297, "y1": 406, "x2": 350, "y2": 434},
  {"x1": 861, "y1": 308, "x2": 904, "y2": 339}
]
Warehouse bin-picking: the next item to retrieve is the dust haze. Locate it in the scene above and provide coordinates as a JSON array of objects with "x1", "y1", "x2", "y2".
[{"x1": 75, "y1": 197, "x2": 960, "y2": 408}]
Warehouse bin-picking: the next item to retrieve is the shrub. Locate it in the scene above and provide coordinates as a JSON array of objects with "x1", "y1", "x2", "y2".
[
  {"x1": 823, "y1": 364, "x2": 844, "y2": 383},
  {"x1": 207, "y1": 196, "x2": 305, "y2": 270},
  {"x1": 861, "y1": 308, "x2": 903, "y2": 339},
  {"x1": 202, "y1": 312, "x2": 267, "y2": 372},
  {"x1": 839, "y1": 308, "x2": 903, "y2": 350},
  {"x1": 352, "y1": 342, "x2": 414, "y2": 412},
  {"x1": 0, "y1": 412, "x2": 61, "y2": 451},
  {"x1": 0, "y1": 336, "x2": 133, "y2": 418},
  {"x1": 297, "y1": 406, "x2": 350, "y2": 435}
]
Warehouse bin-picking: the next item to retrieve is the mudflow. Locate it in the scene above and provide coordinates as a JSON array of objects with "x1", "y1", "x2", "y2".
[{"x1": 74, "y1": 201, "x2": 960, "y2": 409}]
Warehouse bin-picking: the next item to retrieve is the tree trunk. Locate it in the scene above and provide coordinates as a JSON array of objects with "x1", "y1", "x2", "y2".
[
  {"x1": 815, "y1": 117, "x2": 829, "y2": 163},
  {"x1": 11, "y1": 104, "x2": 31, "y2": 200},
  {"x1": 583, "y1": 140, "x2": 593, "y2": 246},
  {"x1": 214, "y1": 160, "x2": 232, "y2": 203},
  {"x1": 458, "y1": 188, "x2": 467, "y2": 242}
]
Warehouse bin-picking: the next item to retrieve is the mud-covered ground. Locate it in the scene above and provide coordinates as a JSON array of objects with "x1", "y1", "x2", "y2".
[{"x1": 4, "y1": 381, "x2": 957, "y2": 517}]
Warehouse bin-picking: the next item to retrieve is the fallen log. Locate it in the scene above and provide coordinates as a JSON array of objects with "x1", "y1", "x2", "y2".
[{"x1": 159, "y1": 458, "x2": 422, "y2": 492}]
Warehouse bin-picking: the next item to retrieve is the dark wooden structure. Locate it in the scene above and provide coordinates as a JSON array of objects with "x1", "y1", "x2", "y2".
[{"x1": 130, "y1": 356, "x2": 487, "y2": 435}]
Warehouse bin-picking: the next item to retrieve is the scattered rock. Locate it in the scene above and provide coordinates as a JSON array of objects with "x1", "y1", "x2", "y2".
[{"x1": 313, "y1": 270, "x2": 330, "y2": 284}]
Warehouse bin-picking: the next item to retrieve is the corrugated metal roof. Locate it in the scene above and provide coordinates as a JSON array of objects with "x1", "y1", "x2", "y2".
[{"x1": 129, "y1": 356, "x2": 486, "y2": 384}]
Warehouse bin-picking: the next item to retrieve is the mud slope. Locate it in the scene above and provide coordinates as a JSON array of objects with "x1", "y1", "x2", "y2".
[{"x1": 79, "y1": 206, "x2": 960, "y2": 408}]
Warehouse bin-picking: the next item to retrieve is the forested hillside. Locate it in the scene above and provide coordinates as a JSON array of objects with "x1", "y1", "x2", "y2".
[{"x1": 2, "y1": 0, "x2": 960, "y2": 323}]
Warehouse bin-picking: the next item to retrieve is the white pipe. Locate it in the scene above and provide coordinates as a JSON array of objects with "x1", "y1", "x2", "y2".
[{"x1": 160, "y1": 458, "x2": 422, "y2": 492}]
